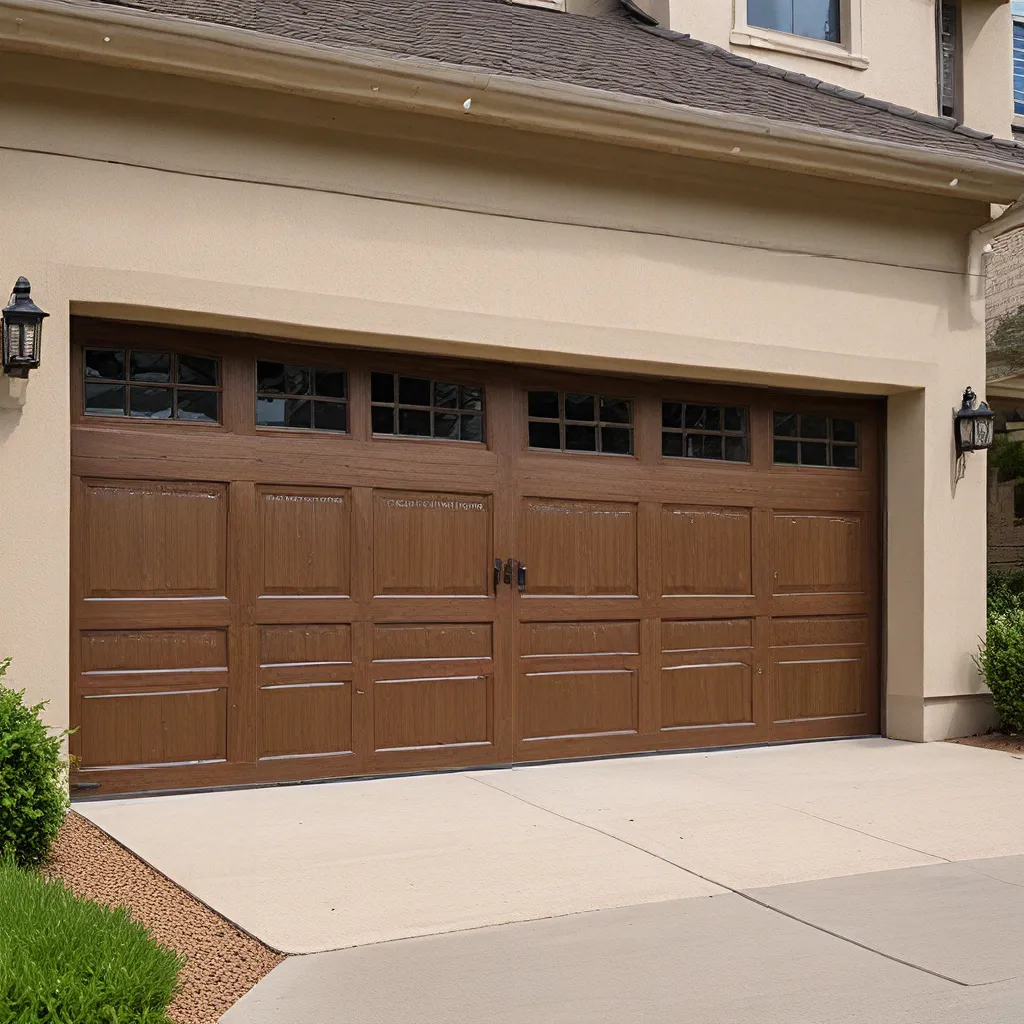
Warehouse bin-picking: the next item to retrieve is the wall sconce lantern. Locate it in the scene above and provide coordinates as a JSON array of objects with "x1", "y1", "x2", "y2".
[
  {"x1": 954, "y1": 386, "x2": 996, "y2": 455},
  {"x1": 2, "y1": 277, "x2": 49, "y2": 379}
]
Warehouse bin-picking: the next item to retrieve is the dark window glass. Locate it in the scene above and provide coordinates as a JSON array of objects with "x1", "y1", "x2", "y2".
[
  {"x1": 685, "y1": 405, "x2": 720, "y2": 431},
  {"x1": 85, "y1": 349, "x2": 126, "y2": 380},
  {"x1": 662, "y1": 402, "x2": 683, "y2": 429},
  {"x1": 724, "y1": 407, "x2": 746, "y2": 433},
  {"x1": 398, "y1": 376, "x2": 431, "y2": 406},
  {"x1": 460, "y1": 386, "x2": 483, "y2": 411},
  {"x1": 565, "y1": 393, "x2": 596, "y2": 422},
  {"x1": 687, "y1": 434, "x2": 723, "y2": 460},
  {"x1": 663, "y1": 401, "x2": 749, "y2": 463},
  {"x1": 256, "y1": 397, "x2": 312, "y2": 429},
  {"x1": 371, "y1": 405, "x2": 395, "y2": 434},
  {"x1": 529, "y1": 421, "x2": 561, "y2": 449},
  {"x1": 747, "y1": 0, "x2": 841, "y2": 43},
  {"x1": 434, "y1": 412, "x2": 460, "y2": 439},
  {"x1": 662, "y1": 431, "x2": 683, "y2": 457},
  {"x1": 600, "y1": 398, "x2": 631, "y2": 424},
  {"x1": 461, "y1": 414, "x2": 484, "y2": 442},
  {"x1": 314, "y1": 370, "x2": 346, "y2": 400},
  {"x1": 398, "y1": 408, "x2": 432, "y2": 436},
  {"x1": 725, "y1": 436, "x2": 748, "y2": 462},
  {"x1": 434, "y1": 382, "x2": 459, "y2": 409},
  {"x1": 256, "y1": 362, "x2": 311, "y2": 396},
  {"x1": 772, "y1": 412, "x2": 860, "y2": 468},
  {"x1": 130, "y1": 386, "x2": 172, "y2": 418},
  {"x1": 177, "y1": 390, "x2": 219, "y2": 423},
  {"x1": 601, "y1": 426, "x2": 633, "y2": 455},
  {"x1": 177, "y1": 356, "x2": 218, "y2": 387},
  {"x1": 371, "y1": 372, "x2": 394, "y2": 404},
  {"x1": 372, "y1": 373, "x2": 485, "y2": 442},
  {"x1": 566, "y1": 424, "x2": 598, "y2": 451},
  {"x1": 313, "y1": 400, "x2": 348, "y2": 433},
  {"x1": 85, "y1": 382, "x2": 126, "y2": 416},
  {"x1": 130, "y1": 351, "x2": 171, "y2": 383},
  {"x1": 528, "y1": 391, "x2": 560, "y2": 419}
]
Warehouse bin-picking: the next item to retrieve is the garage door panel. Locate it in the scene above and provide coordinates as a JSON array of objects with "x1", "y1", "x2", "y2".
[
  {"x1": 374, "y1": 490, "x2": 493, "y2": 596},
  {"x1": 772, "y1": 511, "x2": 864, "y2": 596},
  {"x1": 373, "y1": 675, "x2": 492, "y2": 751},
  {"x1": 519, "y1": 669, "x2": 638, "y2": 741},
  {"x1": 660, "y1": 506, "x2": 753, "y2": 597},
  {"x1": 521, "y1": 620, "x2": 640, "y2": 658},
  {"x1": 373, "y1": 622, "x2": 492, "y2": 661},
  {"x1": 258, "y1": 682, "x2": 353, "y2": 759},
  {"x1": 81, "y1": 479, "x2": 227, "y2": 598},
  {"x1": 79, "y1": 688, "x2": 228, "y2": 768},
  {"x1": 258, "y1": 624, "x2": 353, "y2": 685},
  {"x1": 78, "y1": 628, "x2": 229, "y2": 690}
]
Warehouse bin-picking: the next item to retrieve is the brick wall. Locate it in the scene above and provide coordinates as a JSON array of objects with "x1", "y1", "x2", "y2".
[
  {"x1": 988, "y1": 471, "x2": 1024, "y2": 570},
  {"x1": 986, "y1": 226, "x2": 1024, "y2": 349}
]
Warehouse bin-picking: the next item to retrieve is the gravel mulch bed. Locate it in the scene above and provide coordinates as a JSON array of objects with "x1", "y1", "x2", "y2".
[
  {"x1": 45, "y1": 811, "x2": 284, "y2": 1024},
  {"x1": 950, "y1": 732, "x2": 1024, "y2": 756}
]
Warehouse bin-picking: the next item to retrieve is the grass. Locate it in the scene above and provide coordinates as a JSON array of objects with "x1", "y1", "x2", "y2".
[{"x1": 0, "y1": 857, "x2": 184, "y2": 1024}]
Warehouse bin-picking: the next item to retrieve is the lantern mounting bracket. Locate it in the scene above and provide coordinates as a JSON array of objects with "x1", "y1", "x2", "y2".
[{"x1": 0, "y1": 373, "x2": 27, "y2": 410}]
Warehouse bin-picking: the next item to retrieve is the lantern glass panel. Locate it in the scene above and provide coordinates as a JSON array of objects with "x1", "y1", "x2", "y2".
[
  {"x1": 976, "y1": 415, "x2": 994, "y2": 449},
  {"x1": 958, "y1": 415, "x2": 975, "y2": 450}
]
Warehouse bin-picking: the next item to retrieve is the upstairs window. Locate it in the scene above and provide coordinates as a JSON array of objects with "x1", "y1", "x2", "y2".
[
  {"x1": 747, "y1": 0, "x2": 841, "y2": 43},
  {"x1": 939, "y1": 2, "x2": 963, "y2": 121},
  {"x1": 1014, "y1": 3, "x2": 1024, "y2": 118}
]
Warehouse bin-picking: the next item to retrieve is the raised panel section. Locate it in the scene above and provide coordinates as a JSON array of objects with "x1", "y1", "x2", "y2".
[
  {"x1": 373, "y1": 675, "x2": 490, "y2": 751},
  {"x1": 661, "y1": 506, "x2": 752, "y2": 596},
  {"x1": 662, "y1": 619, "x2": 752, "y2": 653},
  {"x1": 521, "y1": 621, "x2": 639, "y2": 658},
  {"x1": 662, "y1": 663, "x2": 753, "y2": 729},
  {"x1": 520, "y1": 498, "x2": 637, "y2": 596},
  {"x1": 374, "y1": 491, "x2": 492, "y2": 596},
  {"x1": 80, "y1": 629, "x2": 226, "y2": 675},
  {"x1": 79, "y1": 689, "x2": 227, "y2": 767},
  {"x1": 771, "y1": 616, "x2": 868, "y2": 647},
  {"x1": 82, "y1": 480, "x2": 226, "y2": 598},
  {"x1": 519, "y1": 670, "x2": 637, "y2": 740},
  {"x1": 373, "y1": 623, "x2": 492, "y2": 662},
  {"x1": 259, "y1": 682, "x2": 352, "y2": 759},
  {"x1": 258, "y1": 487, "x2": 351, "y2": 596},
  {"x1": 259, "y1": 624, "x2": 352, "y2": 667},
  {"x1": 772, "y1": 512, "x2": 863, "y2": 595}
]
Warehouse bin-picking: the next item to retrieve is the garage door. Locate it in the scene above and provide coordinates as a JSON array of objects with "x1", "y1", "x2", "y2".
[{"x1": 70, "y1": 319, "x2": 881, "y2": 795}]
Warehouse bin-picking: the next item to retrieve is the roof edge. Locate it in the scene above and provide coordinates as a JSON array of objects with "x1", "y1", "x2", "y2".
[{"x1": 2, "y1": 0, "x2": 1023, "y2": 202}]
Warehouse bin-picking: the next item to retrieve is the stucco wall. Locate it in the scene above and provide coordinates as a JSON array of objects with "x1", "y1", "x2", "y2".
[{"x1": 0, "y1": 53, "x2": 997, "y2": 740}]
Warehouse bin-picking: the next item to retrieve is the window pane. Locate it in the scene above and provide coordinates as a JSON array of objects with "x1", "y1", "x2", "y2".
[
  {"x1": 85, "y1": 349, "x2": 125, "y2": 380},
  {"x1": 177, "y1": 390, "x2": 219, "y2": 423},
  {"x1": 529, "y1": 421, "x2": 560, "y2": 449},
  {"x1": 685, "y1": 405, "x2": 721, "y2": 431},
  {"x1": 371, "y1": 405, "x2": 395, "y2": 434},
  {"x1": 85, "y1": 382, "x2": 126, "y2": 415},
  {"x1": 257, "y1": 362, "x2": 310, "y2": 396},
  {"x1": 724, "y1": 407, "x2": 747, "y2": 433},
  {"x1": 832, "y1": 443, "x2": 858, "y2": 468},
  {"x1": 177, "y1": 355, "x2": 218, "y2": 387},
  {"x1": 256, "y1": 397, "x2": 311, "y2": 429},
  {"x1": 528, "y1": 391, "x2": 560, "y2": 419},
  {"x1": 313, "y1": 401, "x2": 347, "y2": 432},
  {"x1": 686, "y1": 434, "x2": 723, "y2": 460},
  {"x1": 748, "y1": 0, "x2": 792, "y2": 32},
  {"x1": 601, "y1": 426, "x2": 632, "y2": 454},
  {"x1": 564, "y1": 393, "x2": 595, "y2": 422},
  {"x1": 600, "y1": 398, "x2": 631, "y2": 424},
  {"x1": 662, "y1": 402, "x2": 683, "y2": 429},
  {"x1": 832, "y1": 418, "x2": 857, "y2": 443},
  {"x1": 459, "y1": 386, "x2": 483, "y2": 411},
  {"x1": 566, "y1": 424, "x2": 597, "y2": 451},
  {"x1": 130, "y1": 351, "x2": 171, "y2": 384},
  {"x1": 774, "y1": 412, "x2": 798, "y2": 437},
  {"x1": 398, "y1": 408, "x2": 431, "y2": 436},
  {"x1": 398, "y1": 376, "x2": 431, "y2": 406},
  {"x1": 801, "y1": 415, "x2": 828, "y2": 439},
  {"x1": 774, "y1": 438, "x2": 799, "y2": 464},
  {"x1": 434, "y1": 412, "x2": 460, "y2": 439},
  {"x1": 129, "y1": 386, "x2": 172, "y2": 418},
  {"x1": 724, "y1": 436, "x2": 748, "y2": 462},
  {"x1": 461, "y1": 414, "x2": 484, "y2": 442},
  {"x1": 314, "y1": 370, "x2": 346, "y2": 400},
  {"x1": 371, "y1": 372, "x2": 394, "y2": 404},
  {"x1": 434, "y1": 382, "x2": 458, "y2": 409},
  {"x1": 801, "y1": 441, "x2": 828, "y2": 466},
  {"x1": 662, "y1": 431, "x2": 684, "y2": 457},
  {"x1": 793, "y1": 0, "x2": 841, "y2": 42}
]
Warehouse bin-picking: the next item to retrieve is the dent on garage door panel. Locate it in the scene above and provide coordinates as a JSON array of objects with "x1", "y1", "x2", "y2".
[{"x1": 69, "y1": 319, "x2": 880, "y2": 795}]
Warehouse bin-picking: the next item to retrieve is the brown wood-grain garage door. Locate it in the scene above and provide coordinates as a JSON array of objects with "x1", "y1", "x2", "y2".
[{"x1": 70, "y1": 319, "x2": 881, "y2": 796}]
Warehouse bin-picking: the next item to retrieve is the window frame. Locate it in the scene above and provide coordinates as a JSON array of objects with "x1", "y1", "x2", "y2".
[
  {"x1": 1013, "y1": 4, "x2": 1024, "y2": 130},
  {"x1": 660, "y1": 400, "x2": 751, "y2": 465},
  {"x1": 369, "y1": 371, "x2": 487, "y2": 445},
  {"x1": 732, "y1": 0, "x2": 867, "y2": 69},
  {"x1": 525, "y1": 389, "x2": 636, "y2": 457},
  {"x1": 771, "y1": 411, "x2": 861, "y2": 470},
  {"x1": 253, "y1": 359, "x2": 350, "y2": 435}
]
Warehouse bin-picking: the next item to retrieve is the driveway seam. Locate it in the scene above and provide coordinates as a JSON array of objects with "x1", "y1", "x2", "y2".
[{"x1": 467, "y1": 775, "x2": 969, "y2": 988}]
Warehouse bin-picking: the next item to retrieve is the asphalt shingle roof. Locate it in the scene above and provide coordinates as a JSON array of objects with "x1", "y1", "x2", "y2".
[{"x1": 80, "y1": 0, "x2": 1024, "y2": 167}]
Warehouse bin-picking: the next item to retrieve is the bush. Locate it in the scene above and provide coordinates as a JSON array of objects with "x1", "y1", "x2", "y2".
[
  {"x1": 0, "y1": 659, "x2": 69, "y2": 867},
  {"x1": 0, "y1": 858, "x2": 184, "y2": 1023},
  {"x1": 977, "y1": 607, "x2": 1024, "y2": 734},
  {"x1": 988, "y1": 569, "x2": 1024, "y2": 617}
]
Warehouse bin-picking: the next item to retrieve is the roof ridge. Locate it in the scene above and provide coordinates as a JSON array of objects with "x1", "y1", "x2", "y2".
[{"x1": 634, "y1": 19, "x2": 1024, "y2": 153}]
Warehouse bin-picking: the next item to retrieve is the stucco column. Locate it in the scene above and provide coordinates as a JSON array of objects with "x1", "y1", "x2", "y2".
[{"x1": 961, "y1": 0, "x2": 1013, "y2": 140}]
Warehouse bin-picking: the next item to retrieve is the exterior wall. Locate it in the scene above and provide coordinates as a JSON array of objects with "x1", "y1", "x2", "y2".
[
  {"x1": 666, "y1": 0, "x2": 1013, "y2": 139},
  {"x1": 0, "y1": 52, "x2": 998, "y2": 741},
  {"x1": 987, "y1": 471, "x2": 1024, "y2": 569},
  {"x1": 986, "y1": 226, "x2": 1024, "y2": 344}
]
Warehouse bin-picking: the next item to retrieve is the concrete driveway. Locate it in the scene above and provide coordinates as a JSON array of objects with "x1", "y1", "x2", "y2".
[{"x1": 77, "y1": 738, "x2": 1024, "y2": 1022}]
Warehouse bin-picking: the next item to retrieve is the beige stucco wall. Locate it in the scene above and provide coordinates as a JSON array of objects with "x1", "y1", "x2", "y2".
[
  {"x1": 666, "y1": 0, "x2": 1013, "y2": 139},
  {"x1": 0, "y1": 52, "x2": 999, "y2": 740}
]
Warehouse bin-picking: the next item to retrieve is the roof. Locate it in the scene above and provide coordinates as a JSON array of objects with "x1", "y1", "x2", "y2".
[{"x1": 71, "y1": 0, "x2": 1024, "y2": 167}]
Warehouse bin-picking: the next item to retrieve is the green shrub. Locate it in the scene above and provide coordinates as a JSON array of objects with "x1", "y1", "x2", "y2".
[
  {"x1": 988, "y1": 570, "x2": 1024, "y2": 617},
  {"x1": 0, "y1": 659, "x2": 69, "y2": 867},
  {"x1": 0, "y1": 858, "x2": 184, "y2": 1024},
  {"x1": 977, "y1": 608, "x2": 1024, "y2": 734}
]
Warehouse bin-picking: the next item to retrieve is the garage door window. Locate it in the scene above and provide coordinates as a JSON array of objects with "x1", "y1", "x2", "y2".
[
  {"x1": 773, "y1": 412, "x2": 859, "y2": 468},
  {"x1": 527, "y1": 391, "x2": 633, "y2": 454},
  {"x1": 256, "y1": 361, "x2": 348, "y2": 432},
  {"x1": 662, "y1": 402, "x2": 748, "y2": 462},
  {"x1": 371, "y1": 372, "x2": 484, "y2": 441},
  {"x1": 84, "y1": 348, "x2": 221, "y2": 422}
]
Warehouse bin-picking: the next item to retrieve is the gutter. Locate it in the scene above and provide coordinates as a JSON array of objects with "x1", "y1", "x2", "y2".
[{"x1": 2, "y1": 0, "x2": 1024, "y2": 203}]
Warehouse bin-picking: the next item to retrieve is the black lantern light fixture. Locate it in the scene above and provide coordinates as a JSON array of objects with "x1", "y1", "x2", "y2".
[
  {"x1": 2, "y1": 277, "x2": 49, "y2": 379},
  {"x1": 954, "y1": 386, "x2": 996, "y2": 455}
]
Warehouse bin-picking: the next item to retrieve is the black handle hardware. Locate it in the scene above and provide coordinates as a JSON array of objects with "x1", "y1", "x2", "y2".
[
  {"x1": 494, "y1": 558, "x2": 503, "y2": 594},
  {"x1": 517, "y1": 563, "x2": 527, "y2": 593},
  {"x1": 503, "y1": 558, "x2": 514, "y2": 585}
]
